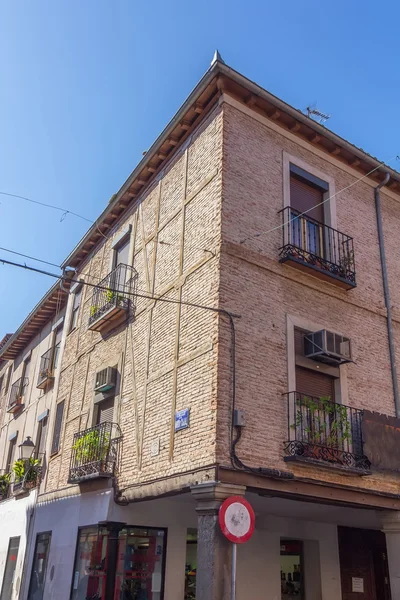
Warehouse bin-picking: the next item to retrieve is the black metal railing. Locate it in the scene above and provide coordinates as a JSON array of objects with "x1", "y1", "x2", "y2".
[
  {"x1": 88, "y1": 263, "x2": 137, "y2": 326},
  {"x1": 8, "y1": 377, "x2": 28, "y2": 409},
  {"x1": 284, "y1": 392, "x2": 370, "y2": 471},
  {"x1": 68, "y1": 421, "x2": 122, "y2": 483},
  {"x1": 279, "y1": 207, "x2": 356, "y2": 286},
  {"x1": 37, "y1": 347, "x2": 55, "y2": 388}
]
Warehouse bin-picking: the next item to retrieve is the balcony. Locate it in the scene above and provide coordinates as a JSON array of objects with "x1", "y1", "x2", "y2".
[
  {"x1": 8, "y1": 377, "x2": 28, "y2": 413},
  {"x1": 88, "y1": 264, "x2": 137, "y2": 333},
  {"x1": 278, "y1": 207, "x2": 356, "y2": 290},
  {"x1": 284, "y1": 392, "x2": 371, "y2": 474},
  {"x1": 68, "y1": 421, "x2": 122, "y2": 484},
  {"x1": 37, "y1": 347, "x2": 55, "y2": 389},
  {"x1": 12, "y1": 458, "x2": 42, "y2": 496}
]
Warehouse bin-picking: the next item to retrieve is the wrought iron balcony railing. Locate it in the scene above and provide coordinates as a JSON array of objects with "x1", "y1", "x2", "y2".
[
  {"x1": 68, "y1": 421, "x2": 122, "y2": 484},
  {"x1": 88, "y1": 263, "x2": 137, "y2": 331},
  {"x1": 284, "y1": 391, "x2": 371, "y2": 472},
  {"x1": 278, "y1": 207, "x2": 356, "y2": 289},
  {"x1": 8, "y1": 377, "x2": 28, "y2": 412},
  {"x1": 37, "y1": 347, "x2": 55, "y2": 389}
]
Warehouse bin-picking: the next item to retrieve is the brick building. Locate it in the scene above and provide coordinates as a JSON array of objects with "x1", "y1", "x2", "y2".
[
  {"x1": 3, "y1": 54, "x2": 400, "y2": 600},
  {"x1": 0, "y1": 282, "x2": 69, "y2": 600}
]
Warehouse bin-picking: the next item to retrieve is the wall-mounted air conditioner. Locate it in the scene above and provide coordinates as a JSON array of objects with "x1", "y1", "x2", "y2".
[
  {"x1": 304, "y1": 330, "x2": 352, "y2": 365},
  {"x1": 94, "y1": 367, "x2": 117, "y2": 393}
]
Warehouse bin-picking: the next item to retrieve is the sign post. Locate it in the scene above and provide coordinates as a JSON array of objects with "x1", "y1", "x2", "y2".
[{"x1": 219, "y1": 496, "x2": 255, "y2": 600}]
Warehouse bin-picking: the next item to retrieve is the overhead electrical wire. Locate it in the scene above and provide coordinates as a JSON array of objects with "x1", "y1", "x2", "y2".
[{"x1": 0, "y1": 190, "x2": 94, "y2": 224}]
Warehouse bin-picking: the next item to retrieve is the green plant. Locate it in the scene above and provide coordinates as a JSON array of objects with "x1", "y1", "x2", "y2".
[
  {"x1": 291, "y1": 395, "x2": 352, "y2": 447},
  {"x1": 90, "y1": 305, "x2": 99, "y2": 317},
  {"x1": 105, "y1": 288, "x2": 115, "y2": 303},
  {"x1": 72, "y1": 430, "x2": 110, "y2": 464},
  {"x1": 339, "y1": 248, "x2": 355, "y2": 273},
  {"x1": 0, "y1": 473, "x2": 10, "y2": 496},
  {"x1": 12, "y1": 457, "x2": 40, "y2": 484}
]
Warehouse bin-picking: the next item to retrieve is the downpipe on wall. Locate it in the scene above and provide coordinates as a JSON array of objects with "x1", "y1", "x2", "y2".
[{"x1": 374, "y1": 173, "x2": 400, "y2": 418}]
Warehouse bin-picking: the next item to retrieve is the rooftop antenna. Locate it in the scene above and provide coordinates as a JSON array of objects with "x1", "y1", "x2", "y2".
[{"x1": 306, "y1": 103, "x2": 331, "y2": 124}]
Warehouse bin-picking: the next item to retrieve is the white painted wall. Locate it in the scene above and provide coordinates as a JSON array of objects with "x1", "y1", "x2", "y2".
[{"x1": 0, "y1": 491, "x2": 37, "y2": 600}]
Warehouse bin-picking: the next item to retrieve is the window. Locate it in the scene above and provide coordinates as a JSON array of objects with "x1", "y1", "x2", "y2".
[
  {"x1": 35, "y1": 416, "x2": 48, "y2": 459},
  {"x1": 27, "y1": 532, "x2": 51, "y2": 600},
  {"x1": 70, "y1": 526, "x2": 107, "y2": 600},
  {"x1": 70, "y1": 288, "x2": 82, "y2": 332},
  {"x1": 53, "y1": 325, "x2": 63, "y2": 369},
  {"x1": 22, "y1": 356, "x2": 31, "y2": 384},
  {"x1": 0, "y1": 537, "x2": 21, "y2": 600},
  {"x1": 6, "y1": 436, "x2": 17, "y2": 473},
  {"x1": 4, "y1": 365, "x2": 12, "y2": 395},
  {"x1": 114, "y1": 238, "x2": 130, "y2": 269},
  {"x1": 95, "y1": 397, "x2": 115, "y2": 425},
  {"x1": 0, "y1": 374, "x2": 3, "y2": 396},
  {"x1": 51, "y1": 401, "x2": 64, "y2": 455}
]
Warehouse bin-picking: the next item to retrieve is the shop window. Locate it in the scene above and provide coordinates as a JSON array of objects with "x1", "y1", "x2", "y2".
[
  {"x1": 281, "y1": 540, "x2": 304, "y2": 599},
  {"x1": 115, "y1": 527, "x2": 167, "y2": 600},
  {"x1": 185, "y1": 529, "x2": 197, "y2": 599},
  {"x1": 0, "y1": 537, "x2": 20, "y2": 600},
  {"x1": 70, "y1": 526, "x2": 108, "y2": 600},
  {"x1": 27, "y1": 532, "x2": 52, "y2": 600}
]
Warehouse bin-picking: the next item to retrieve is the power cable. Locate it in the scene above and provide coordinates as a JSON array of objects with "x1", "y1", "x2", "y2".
[
  {"x1": 0, "y1": 191, "x2": 93, "y2": 224},
  {"x1": 240, "y1": 154, "x2": 400, "y2": 244},
  {"x1": 0, "y1": 246, "x2": 61, "y2": 269},
  {"x1": 0, "y1": 255, "x2": 293, "y2": 480}
]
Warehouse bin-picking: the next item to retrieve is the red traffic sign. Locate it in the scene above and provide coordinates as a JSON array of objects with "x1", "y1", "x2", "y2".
[{"x1": 219, "y1": 496, "x2": 255, "y2": 544}]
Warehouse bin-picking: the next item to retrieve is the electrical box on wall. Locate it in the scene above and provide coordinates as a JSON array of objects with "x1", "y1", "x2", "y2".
[{"x1": 233, "y1": 409, "x2": 246, "y2": 427}]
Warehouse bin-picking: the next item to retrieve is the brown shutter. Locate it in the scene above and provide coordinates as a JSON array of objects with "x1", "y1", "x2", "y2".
[
  {"x1": 295, "y1": 366, "x2": 335, "y2": 400},
  {"x1": 51, "y1": 401, "x2": 65, "y2": 455},
  {"x1": 97, "y1": 397, "x2": 115, "y2": 425},
  {"x1": 290, "y1": 174, "x2": 324, "y2": 222}
]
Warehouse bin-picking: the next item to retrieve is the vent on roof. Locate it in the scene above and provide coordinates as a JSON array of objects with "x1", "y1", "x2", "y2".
[
  {"x1": 304, "y1": 330, "x2": 352, "y2": 366},
  {"x1": 94, "y1": 367, "x2": 117, "y2": 393}
]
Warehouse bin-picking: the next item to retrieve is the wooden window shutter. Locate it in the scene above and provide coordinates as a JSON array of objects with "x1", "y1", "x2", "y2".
[
  {"x1": 51, "y1": 401, "x2": 65, "y2": 455},
  {"x1": 38, "y1": 417, "x2": 48, "y2": 457},
  {"x1": 97, "y1": 397, "x2": 115, "y2": 425},
  {"x1": 295, "y1": 366, "x2": 335, "y2": 399},
  {"x1": 290, "y1": 174, "x2": 324, "y2": 222}
]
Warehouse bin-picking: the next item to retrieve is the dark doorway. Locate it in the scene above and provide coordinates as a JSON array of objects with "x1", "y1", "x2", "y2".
[
  {"x1": 0, "y1": 537, "x2": 20, "y2": 600},
  {"x1": 338, "y1": 527, "x2": 391, "y2": 600}
]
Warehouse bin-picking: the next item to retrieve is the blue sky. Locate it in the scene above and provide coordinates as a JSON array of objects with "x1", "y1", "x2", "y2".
[{"x1": 1, "y1": 0, "x2": 399, "y2": 334}]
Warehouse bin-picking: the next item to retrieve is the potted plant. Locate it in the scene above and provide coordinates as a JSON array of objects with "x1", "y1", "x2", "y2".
[
  {"x1": 72, "y1": 430, "x2": 110, "y2": 467},
  {"x1": 0, "y1": 473, "x2": 10, "y2": 500},
  {"x1": 12, "y1": 457, "x2": 41, "y2": 491}
]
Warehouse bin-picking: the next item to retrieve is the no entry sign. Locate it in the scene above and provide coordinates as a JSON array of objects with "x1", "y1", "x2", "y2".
[{"x1": 219, "y1": 496, "x2": 255, "y2": 544}]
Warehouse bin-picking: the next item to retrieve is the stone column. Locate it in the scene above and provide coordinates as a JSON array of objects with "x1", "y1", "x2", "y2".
[
  {"x1": 381, "y1": 511, "x2": 400, "y2": 600},
  {"x1": 191, "y1": 482, "x2": 246, "y2": 600}
]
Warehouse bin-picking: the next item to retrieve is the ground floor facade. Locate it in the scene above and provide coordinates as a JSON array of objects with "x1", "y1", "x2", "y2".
[{"x1": 4, "y1": 480, "x2": 400, "y2": 600}]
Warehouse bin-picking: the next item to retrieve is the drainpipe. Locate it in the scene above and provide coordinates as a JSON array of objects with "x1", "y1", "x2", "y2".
[{"x1": 374, "y1": 173, "x2": 400, "y2": 417}]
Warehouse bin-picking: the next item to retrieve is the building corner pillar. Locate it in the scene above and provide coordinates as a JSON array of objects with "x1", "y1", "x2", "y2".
[
  {"x1": 381, "y1": 511, "x2": 400, "y2": 600},
  {"x1": 191, "y1": 482, "x2": 246, "y2": 600}
]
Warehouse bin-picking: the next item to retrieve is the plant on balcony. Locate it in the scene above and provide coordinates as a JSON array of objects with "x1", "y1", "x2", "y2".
[
  {"x1": 105, "y1": 289, "x2": 125, "y2": 305},
  {"x1": 90, "y1": 305, "x2": 99, "y2": 318},
  {"x1": 0, "y1": 473, "x2": 10, "y2": 499},
  {"x1": 72, "y1": 429, "x2": 110, "y2": 464},
  {"x1": 339, "y1": 249, "x2": 355, "y2": 274},
  {"x1": 292, "y1": 395, "x2": 352, "y2": 447},
  {"x1": 12, "y1": 457, "x2": 41, "y2": 489}
]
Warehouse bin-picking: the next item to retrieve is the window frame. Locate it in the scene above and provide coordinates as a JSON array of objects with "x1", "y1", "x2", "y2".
[
  {"x1": 6, "y1": 435, "x2": 17, "y2": 473},
  {"x1": 50, "y1": 400, "x2": 65, "y2": 456},
  {"x1": 4, "y1": 364, "x2": 12, "y2": 395},
  {"x1": 283, "y1": 152, "x2": 337, "y2": 238},
  {"x1": 27, "y1": 531, "x2": 52, "y2": 600},
  {"x1": 0, "y1": 536, "x2": 21, "y2": 600},
  {"x1": 69, "y1": 286, "x2": 82, "y2": 333}
]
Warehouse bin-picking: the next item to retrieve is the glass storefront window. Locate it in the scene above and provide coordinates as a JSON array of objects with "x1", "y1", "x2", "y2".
[
  {"x1": 0, "y1": 537, "x2": 20, "y2": 600},
  {"x1": 114, "y1": 528, "x2": 167, "y2": 600},
  {"x1": 281, "y1": 540, "x2": 304, "y2": 600},
  {"x1": 70, "y1": 526, "x2": 109, "y2": 600},
  {"x1": 27, "y1": 532, "x2": 52, "y2": 600}
]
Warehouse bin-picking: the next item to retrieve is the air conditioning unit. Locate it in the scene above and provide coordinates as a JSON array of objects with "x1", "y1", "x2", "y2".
[
  {"x1": 304, "y1": 330, "x2": 352, "y2": 365},
  {"x1": 94, "y1": 367, "x2": 117, "y2": 393}
]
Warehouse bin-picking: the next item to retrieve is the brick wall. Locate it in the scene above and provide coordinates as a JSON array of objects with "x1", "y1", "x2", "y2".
[
  {"x1": 217, "y1": 100, "x2": 400, "y2": 495},
  {"x1": 45, "y1": 107, "x2": 223, "y2": 493}
]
